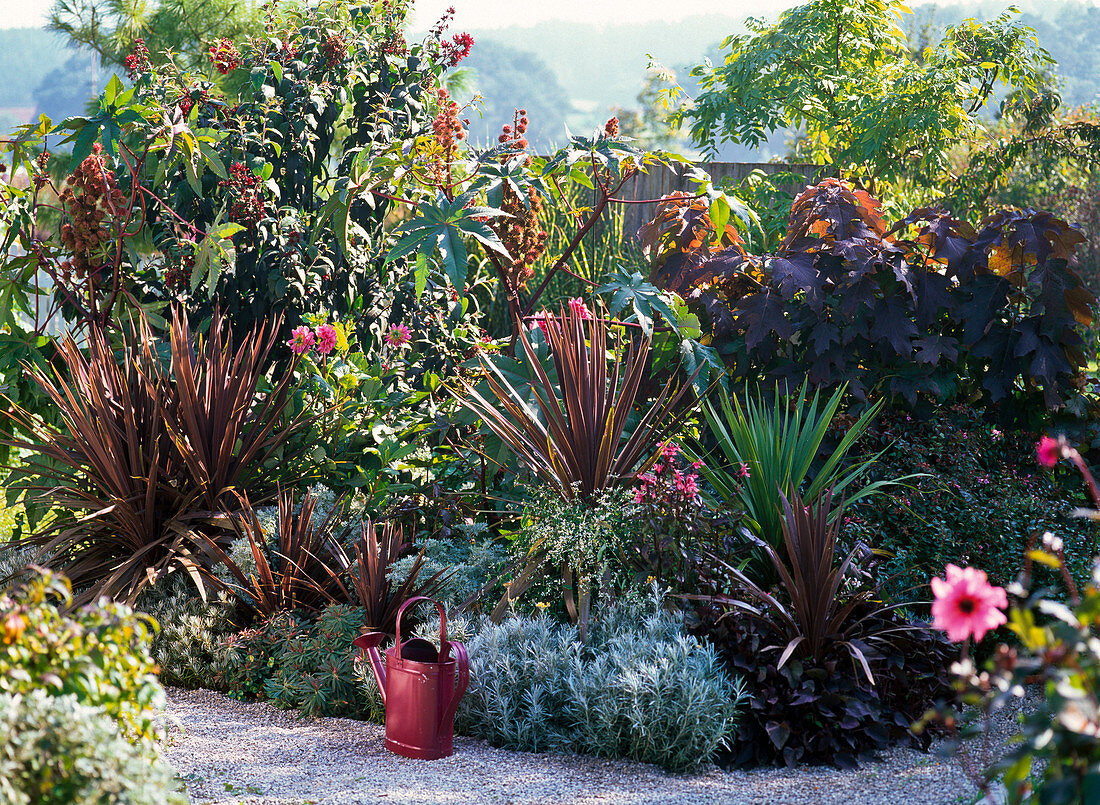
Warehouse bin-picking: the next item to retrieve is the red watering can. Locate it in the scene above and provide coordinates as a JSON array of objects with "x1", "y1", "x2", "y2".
[{"x1": 352, "y1": 596, "x2": 469, "y2": 760}]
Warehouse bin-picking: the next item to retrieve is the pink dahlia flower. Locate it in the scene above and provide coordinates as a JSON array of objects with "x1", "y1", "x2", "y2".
[
  {"x1": 385, "y1": 323, "x2": 412, "y2": 348},
  {"x1": 568, "y1": 297, "x2": 592, "y2": 320},
  {"x1": 315, "y1": 324, "x2": 338, "y2": 355},
  {"x1": 931, "y1": 564, "x2": 1007, "y2": 643},
  {"x1": 288, "y1": 325, "x2": 315, "y2": 355},
  {"x1": 1037, "y1": 435, "x2": 1063, "y2": 468}
]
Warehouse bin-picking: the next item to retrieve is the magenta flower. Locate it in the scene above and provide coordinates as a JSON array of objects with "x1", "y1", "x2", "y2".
[
  {"x1": 736, "y1": 463, "x2": 751, "y2": 480},
  {"x1": 315, "y1": 324, "x2": 338, "y2": 356},
  {"x1": 931, "y1": 564, "x2": 1008, "y2": 643},
  {"x1": 530, "y1": 311, "x2": 553, "y2": 340},
  {"x1": 568, "y1": 297, "x2": 592, "y2": 320},
  {"x1": 385, "y1": 323, "x2": 412, "y2": 349},
  {"x1": 660, "y1": 441, "x2": 680, "y2": 461},
  {"x1": 1037, "y1": 435, "x2": 1063, "y2": 468},
  {"x1": 288, "y1": 325, "x2": 315, "y2": 355}
]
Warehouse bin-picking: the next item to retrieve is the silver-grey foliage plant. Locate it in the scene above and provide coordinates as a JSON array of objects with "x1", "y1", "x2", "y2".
[
  {"x1": 0, "y1": 691, "x2": 186, "y2": 805},
  {"x1": 455, "y1": 592, "x2": 745, "y2": 772}
]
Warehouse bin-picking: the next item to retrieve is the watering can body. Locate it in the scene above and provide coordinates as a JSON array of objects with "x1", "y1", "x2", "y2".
[{"x1": 352, "y1": 596, "x2": 469, "y2": 760}]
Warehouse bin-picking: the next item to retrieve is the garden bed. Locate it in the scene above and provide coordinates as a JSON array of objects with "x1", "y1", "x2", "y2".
[{"x1": 164, "y1": 688, "x2": 1016, "y2": 805}]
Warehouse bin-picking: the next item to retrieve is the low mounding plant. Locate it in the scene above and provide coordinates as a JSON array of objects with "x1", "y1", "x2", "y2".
[
  {"x1": 262, "y1": 603, "x2": 373, "y2": 719},
  {"x1": 137, "y1": 578, "x2": 238, "y2": 690},
  {"x1": 0, "y1": 569, "x2": 166, "y2": 744},
  {"x1": 0, "y1": 691, "x2": 185, "y2": 805},
  {"x1": 695, "y1": 381, "x2": 898, "y2": 551},
  {"x1": 454, "y1": 593, "x2": 745, "y2": 772},
  {"x1": 6, "y1": 309, "x2": 308, "y2": 604},
  {"x1": 696, "y1": 489, "x2": 953, "y2": 767}
]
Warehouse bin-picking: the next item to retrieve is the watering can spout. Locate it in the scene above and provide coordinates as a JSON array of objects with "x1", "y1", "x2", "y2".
[{"x1": 352, "y1": 632, "x2": 387, "y2": 705}]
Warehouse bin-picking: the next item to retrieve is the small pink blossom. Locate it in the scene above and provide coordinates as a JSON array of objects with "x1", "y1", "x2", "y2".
[
  {"x1": 736, "y1": 463, "x2": 751, "y2": 480},
  {"x1": 1037, "y1": 435, "x2": 1063, "y2": 468},
  {"x1": 931, "y1": 564, "x2": 1008, "y2": 643},
  {"x1": 315, "y1": 324, "x2": 338, "y2": 355},
  {"x1": 661, "y1": 441, "x2": 680, "y2": 461},
  {"x1": 530, "y1": 311, "x2": 553, "y2": 339},
  {"x1": 288, "y1": 325, "x2": 315, "y2": 355},
  {"x1": 386, "y1": 323, "x2": 412, "y2": 348},
  {"x1": 568, "y1": 297, "x2": 592, "y2": 320}
]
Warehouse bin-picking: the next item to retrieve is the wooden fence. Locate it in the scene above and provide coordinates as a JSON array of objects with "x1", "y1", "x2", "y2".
[{"x1": 618, "y1": 161, "x2": 823, "y2": 240}]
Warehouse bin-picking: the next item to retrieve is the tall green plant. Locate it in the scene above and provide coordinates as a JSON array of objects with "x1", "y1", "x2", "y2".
[{"x1": 695, "y1": 381, "x2": 896, "y2": 549}]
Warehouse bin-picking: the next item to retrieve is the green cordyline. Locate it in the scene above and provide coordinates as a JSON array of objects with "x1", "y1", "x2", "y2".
[{"x1": 691, "y1": 381, "x2": 909, "y2": 552}]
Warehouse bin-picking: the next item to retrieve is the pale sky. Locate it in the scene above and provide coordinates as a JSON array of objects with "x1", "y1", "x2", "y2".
[{"x1": 0, "y1": 0, "x2": 794, "y2": 30}]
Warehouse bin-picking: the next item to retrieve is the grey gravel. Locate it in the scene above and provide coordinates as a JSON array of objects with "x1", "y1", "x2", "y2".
[{"x1": 163, "y1": 687, "x2": 1021, "y2": 805}]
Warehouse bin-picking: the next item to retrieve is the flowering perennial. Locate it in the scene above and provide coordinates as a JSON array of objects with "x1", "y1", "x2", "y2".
[
  {"x1": 931, "y1": 564, "x2": 1008, "y2": 642},
  {"x1": 209, "y1": 38, "x2": 242, "y2": 74},
  {"x1": 288, "y1": 326, "x2": 315, "y2": 355}
]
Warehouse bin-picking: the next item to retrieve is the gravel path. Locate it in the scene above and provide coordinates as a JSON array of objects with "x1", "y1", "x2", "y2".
[{"x1": 164, "y1": 687, "x2": 1008, "y2": 805}]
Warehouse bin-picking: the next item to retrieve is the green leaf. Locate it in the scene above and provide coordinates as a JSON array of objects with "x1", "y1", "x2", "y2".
[{"x1": 438, "y1": 225, "x2": 469, "y2": 291}]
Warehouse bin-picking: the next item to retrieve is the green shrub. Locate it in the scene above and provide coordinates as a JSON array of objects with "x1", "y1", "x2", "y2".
[
  {"x1": 219, "y1": 605, "x2": 371, "y2": 719},
  {"x1": 137, "y1": 580, "x2": 238, "y2": 690},
  {"x1": 0, "y1": 691, "x2": 185, "y2": 805},
  {"x1": 454, "y1": 594, "x2": 745, "y2": 772},
  {"x1": 0, "y1": 570, "x2": 164, "y2": 743},
  {"x1": 847, "y1": 406, "x2": 1097, "y2": 596}
]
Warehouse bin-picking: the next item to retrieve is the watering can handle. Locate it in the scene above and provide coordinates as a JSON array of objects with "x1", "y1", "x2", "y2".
[
  {"x1": 440, "y1": 640, "x2": 469, "y2": 729},
  {"x1": 394, "y1": 596, "x2": 447, "y2": 649}
]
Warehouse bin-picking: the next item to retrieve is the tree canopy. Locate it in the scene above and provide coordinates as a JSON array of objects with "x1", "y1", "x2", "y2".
[{"x1": 675, "y1": 0, "x2": 1052, "y2": 196}]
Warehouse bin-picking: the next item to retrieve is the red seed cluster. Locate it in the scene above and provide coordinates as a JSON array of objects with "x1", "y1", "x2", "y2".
[
  {"x1": 124, "y1": 39, "x2": 152, "y2": 79},
  {"x1": 58, "y1": 143, "x2": 126, "y2": 282},
  {"x1": 442, "y1": 32, "x2": 474, "y2": 66},
  {"x1": 604, "y1": 116, "x2": 620, "y2": 138},
  {"x1": 321, "y1": 34, "x2": 348, "y2": 68},
  {"x1": 209, "y1": 38, "x2": 242, "y2": 74},
  {"x1": 383, "y1": 33, "x2": 407, "y2": 56},
  {"x1": 430, "y1": 89, "x2": 466, "y2": 186},
  {"x1": 497, "y1": 109, "x2": 529, "y2": 150},
  {"x1": 495, "y1": 183, "x2": 547, "y2": 289},
  {"x1": 219, "y1": 161, "x2": 267, "y2": 228}
]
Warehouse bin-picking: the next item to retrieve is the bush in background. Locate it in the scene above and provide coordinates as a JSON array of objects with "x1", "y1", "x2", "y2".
[
  {"x1": 848, "y1": 406, "x2": 1098, "y2": 596},
  {"x1": 456, "y1": 594, "x2": 745, "y2": 772}
]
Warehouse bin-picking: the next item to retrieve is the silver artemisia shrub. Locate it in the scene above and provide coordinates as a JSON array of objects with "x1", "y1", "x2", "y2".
[
  {"x1": 0, "y1": 691, "x2": 185, "y2": 805},
  {"x1": 455, "y1": 591, "x2": 746, "y2": 772}
]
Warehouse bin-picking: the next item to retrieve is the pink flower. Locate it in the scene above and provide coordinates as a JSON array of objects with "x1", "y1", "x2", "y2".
[
  {"x1": 530, "y1": 311, "x2": 553, "y2": 339},
  {"x1": 288, "y1": 325, "x2": 315, "y2": 355},
  {"x1": 661, "y1": 441, "x2": 680, "y2": 461},
  {"x1": 931, "y1": 564, "x2": 1008, "y2": 643},
  {"x1": 315, "y1": 324, "x2": 338, "y2": 355},
  {"x1": 385, "y1": 323, "x2": 412, "y2": 348},
  {"x1": 736, "y1": 463, "x2": 751, "y2": 480},
  {"x1": 568, "y1": 297, "x2": 592, "y2": 320},
  {"x1": 1037, "y1": 435, "x2": 1063, "y2": 468}
]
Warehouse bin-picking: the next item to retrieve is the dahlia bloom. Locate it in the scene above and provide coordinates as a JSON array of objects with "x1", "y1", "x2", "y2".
[
  {"x1": 568, "y1": 297, "x2": 592, "y2": 320},
  {"x1": 288, "y1": 325, "x2": 315, "y2": 355},
  {"x1": 1037, "y1": 435, "x2": 1063, "y2": 468},
  {"x1": 385, "y1": 323, "x2": 412, "y2": 348},
  {"x1": 315, "y1": 324, "x2": 338, "y2": 356},
  {"x1": 931, "y1": 564, "x2": 1008, "y2": 643}
]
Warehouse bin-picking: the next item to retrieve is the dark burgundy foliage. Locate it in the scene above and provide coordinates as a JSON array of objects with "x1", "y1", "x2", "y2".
[{"x1": 643, "y1": 179, "x2": 1096, "y2": 410}]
